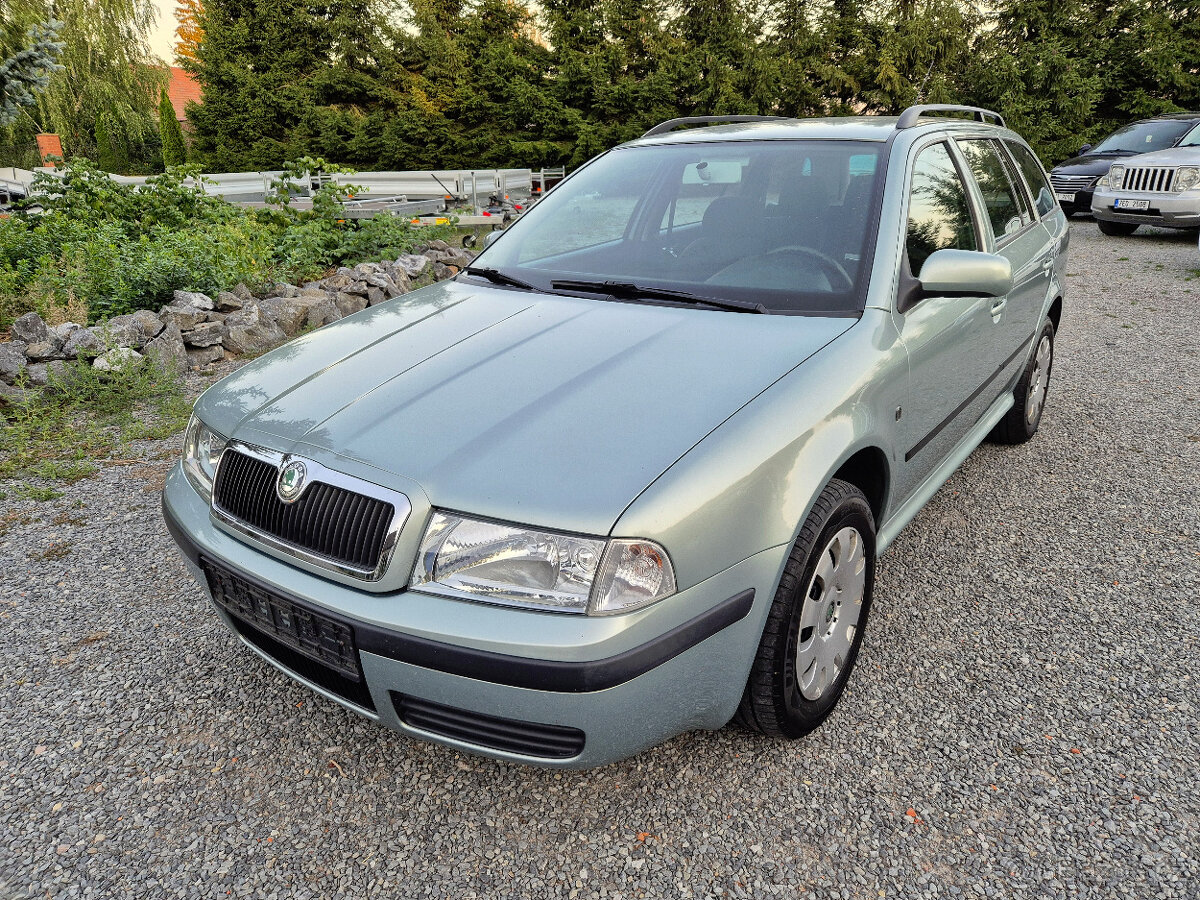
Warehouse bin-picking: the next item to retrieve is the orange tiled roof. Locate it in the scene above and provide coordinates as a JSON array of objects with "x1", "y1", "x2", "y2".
[{"x1": 167, "y1": 67, "x2": 202, "y2": 121}]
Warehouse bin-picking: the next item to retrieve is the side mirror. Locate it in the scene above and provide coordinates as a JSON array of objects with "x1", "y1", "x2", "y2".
[
  {"x1": 1079, "y1": 143, "x2": 1093, "y2": 155},
  {"x1": 483, "y1": 229, "x2": 501, "y2": 248},
  {"x1": 918, "y1": 249, "x2": 1012, "y2": 299}
]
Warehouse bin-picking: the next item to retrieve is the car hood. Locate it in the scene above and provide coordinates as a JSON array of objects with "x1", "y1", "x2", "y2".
[
  {"x1": 197, "y1": 279, "x2": 856, "y2": 534},
  {"x1": 1098, "y1": 146, "x2": 1200, "y2": 167},
  {"x1": 1052, "y1": 152, "x2": 1132, "y2": 176}
]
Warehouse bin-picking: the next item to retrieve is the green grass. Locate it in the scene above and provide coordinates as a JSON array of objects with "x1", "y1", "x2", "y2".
[{"x1": 0, "y1": 357, "x2": 191, "y2": 499}]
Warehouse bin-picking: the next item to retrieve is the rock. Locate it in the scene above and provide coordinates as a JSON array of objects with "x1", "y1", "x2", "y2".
[
  {"x1": 92, "y1": 347, "x2": 143, "y2": 373},
  {"x1": 222, "y1": 304, "x2": 286, "y2": 355},
  {"x1": 257, "y1": 297, "x2": 310, "y2": 336},
  {"x1": 366, "y1": 287, "x2": 386, "y2": 307},
  {"x1": 335, "y1": 291, "x2": 368, "y2": 317},
  {"x1": 62, "y1": 328, "x2": 101, "y2": 359},
  {"x1": 0, "y1": 379, "x2": 31, "y2": 406},
  {"x1": 268, "y1": 282, "x2": 299, "y2": 299},
  {"x1": 132, "y1": 309, "x2": 163, "y2": 341},
  {"x1": 183, "y1": 321, "x2": 226, "y2": 348},
  {"x1": 172, "y1": 290, "x2": 214, "y2": 310},
  {"x1": 396, "y1": 254, "x2": 429, "y2": 278},
  {"x1": 143, "y1": 322, "x2": 188, "y2": 376},
  {"x1": 390, "y1": 272, "x2": 411, "y2": 296},
  {"x1": 215, "y1": 291, "x2": 244, "y2": 312},
  {"x1": 354, "y1": 262, "x2": 380, "y2": 276},
  {"x1": 0, "y1": 341, "x2": 29, "y2": 383},
  {"x1": 159, "y1": 304, "x2": 206, "y2": 332},
  {"x1": 320, "y1": 274, "x2": 354, "y2": 291},
  {"x1": 25, "y1": 341, "x2": 63, "y2": 361},
  {"x1": 433, "y1": 262, "x2": 453, "y2": 280},
  {"x1": 298, "y1": 287, "x2": 329, "y2": 299},
  {"x1": 341, "y1": 280, "x2": 371, "y2": 297},
  {"x1": 427, "y1": 239, "x2": 451, "y2": 251},
  {"x1": 51, "y1": 323, "x2": 81, "y2": 343},
  {"x1": 186, "y1": 345, "x2": 224, "y2": 368},
  {"x1": 23, "y1": 362, "x2": 50, "y2": 385},
  {"x1": 445, "y1": 248, "x2": 476, "y2": 268},
  {"x1": 306, "y1": 298, "x2": 341, "y2": 328},
  {"x1": 94, "y1": 317, "x2": 142, "y2": 350},
  {"x1": 231, "y1": 282, "x2": 253, "y2": 302},
  {"x1": 11, "y1": 312, "x2": 50, "y2": 345}
]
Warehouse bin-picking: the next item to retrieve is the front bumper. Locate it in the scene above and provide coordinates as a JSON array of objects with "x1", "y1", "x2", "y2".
[
  {"x1": 1091, "y1": 189, "x2": 1200, "y2": 228},
  {"x1": 162, "y1": 464, "x2": 787, "y2": 767}
]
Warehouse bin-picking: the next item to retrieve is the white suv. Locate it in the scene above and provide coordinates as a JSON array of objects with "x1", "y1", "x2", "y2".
[{"x1": 1091, "y1": 142, "x2": 1200, "y2": 235}]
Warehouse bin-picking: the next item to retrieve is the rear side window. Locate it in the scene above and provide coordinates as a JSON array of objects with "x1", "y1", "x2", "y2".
[
  {"x1": 1006, "y1": 141, "x2": 1056, "y2": 218},
  {"x1": 905, "y1": 142, "x2": 979, "y2": 273},
  {"x1": 955, "y1": 139, "x2": 1027, "y2": 239}
]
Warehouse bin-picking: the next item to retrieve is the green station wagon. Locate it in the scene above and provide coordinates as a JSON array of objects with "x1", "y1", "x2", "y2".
[{"x1": 164, "y1": 105, "x2": 1068, "y2": 767}]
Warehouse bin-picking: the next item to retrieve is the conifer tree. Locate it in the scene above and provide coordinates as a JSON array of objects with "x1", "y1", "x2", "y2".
[{"x1": 159, "y1": 88, "x2": 188, "y2": 166}]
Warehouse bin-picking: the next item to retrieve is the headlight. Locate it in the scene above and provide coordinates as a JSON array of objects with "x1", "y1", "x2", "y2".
[
  {"x1": 410, "y1": 511, "x2": 676, "y2": 615},
  {"x1": 182, "y1": 414, "x2": 227, "y2": 500},
  {"x1": 1173, "y1": 166, "x2": 1200, "y2": 192},
  {"x1": 1108, "y1": 165, "x2": 1126, "y2": 188},
  {"x1": 1094, "y1": 174, "x2": 1110, "y2": 189}
]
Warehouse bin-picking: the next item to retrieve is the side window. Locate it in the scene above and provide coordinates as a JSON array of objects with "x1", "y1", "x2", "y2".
[
  {"x1": 1179, "y1": 124, "x2": 1200, "y2": 148},
  {"x1": 955, "y1": 139, "x2": 1027, "y2": 239},
  {"x1": 1006, "y1": 141, "x2": 1057, "y2": 218},
  {"x1": 905, "y1": 142, "x2": 979, "y2": 274}
]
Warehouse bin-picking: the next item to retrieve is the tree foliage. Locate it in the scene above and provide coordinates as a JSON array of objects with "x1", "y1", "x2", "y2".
[
  {"x1": 159, "y1": 89, "x2": 188, "y2": 167},
  {"x1": 171, "y1": 0, "x2": 1200, "y2": 171},
  {"x1": 175, "y1": 0, "x2": 204, "y2": 63},
  {"x1": 0, "y1": 17, "x2": 63, "y2": 127}
]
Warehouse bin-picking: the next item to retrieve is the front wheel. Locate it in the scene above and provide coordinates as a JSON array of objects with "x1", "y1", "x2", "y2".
[
  {"x1": 1097, "y1": 219, "x2": 1139, "y2": 236},
  {"x1": 990, "y1": 317, "x2": 1055, "y2": 445},
  {"x1": 734, "y1": 479, "x2": 875, "y2": 738}
]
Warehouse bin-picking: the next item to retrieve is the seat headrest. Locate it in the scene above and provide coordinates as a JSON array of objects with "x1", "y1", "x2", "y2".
[{"x1": 701, "y1": 195, "x2": 761, "y2": 230}]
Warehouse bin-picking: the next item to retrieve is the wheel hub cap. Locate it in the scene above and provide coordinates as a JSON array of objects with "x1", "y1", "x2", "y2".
[
  {"x1": 1025, "y1": 334, "x2": 1052, "y2": 424},
  {"x1": 795, "y1": 526, "x2": 866, "y2": 701}
]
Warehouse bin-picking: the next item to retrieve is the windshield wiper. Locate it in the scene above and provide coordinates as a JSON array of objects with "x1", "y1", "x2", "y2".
[
  {"x1": 463, "y1": 266, "x2": 540, "y2": 292},
  {"x1": 550, "y1": 279, "x2": 768, "y2": 314}
]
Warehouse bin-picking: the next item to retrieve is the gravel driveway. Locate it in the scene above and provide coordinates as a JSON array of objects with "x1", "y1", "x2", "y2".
[{"x1": 2, "y1": 221, "x2": 1198, "y2": 899}]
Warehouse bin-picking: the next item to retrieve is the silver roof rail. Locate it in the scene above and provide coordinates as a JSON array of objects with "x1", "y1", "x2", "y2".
[
  {"x1": 642, "y1": 116, "x2": 786, "y2": 138},
  {"x1": 896, "y1": 104, "x2": 1006, "y2": 130}
]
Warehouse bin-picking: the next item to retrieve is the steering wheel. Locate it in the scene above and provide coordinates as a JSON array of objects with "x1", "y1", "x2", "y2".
[{"x1": 751, "y1": 246, "x2": 855, "y2": 292}]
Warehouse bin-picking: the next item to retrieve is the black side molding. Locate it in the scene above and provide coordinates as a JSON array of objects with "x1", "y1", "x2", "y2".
[
  {"x1": 162, "y1": 495, "x2": 201, "y2": 566},
  {"x1": 905, "y1": 335, "x2": 1033, "y2": 462},
  {"x1": 358, "y1": 588, "x2": 756, "y2": 693}
]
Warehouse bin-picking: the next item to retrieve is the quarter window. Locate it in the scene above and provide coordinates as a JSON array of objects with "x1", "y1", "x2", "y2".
[
  {"x1": 1006, "y1": 141, "x2": 1057, "y2": 218},
  {"x1": 905, "y1": 142, "x2": 979, "y2": 274},
  {"x1": 956, "y1": 139, "x2": 1027, "y2": 239}
]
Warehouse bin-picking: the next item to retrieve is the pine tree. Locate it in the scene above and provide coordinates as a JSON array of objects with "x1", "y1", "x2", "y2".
[
  {"x1": 0, "y1": 18, "x2": 63, "y2": 127},
  {"x1": 159, "y1": 88, "x2": 188, "y2": 166}
]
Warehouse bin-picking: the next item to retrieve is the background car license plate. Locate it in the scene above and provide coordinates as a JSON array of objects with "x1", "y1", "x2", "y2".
[
  {"x1": 1114, "y1": 198, "x2": 1150, "y2": 210},
  {"x1": 1055, "y1": 192, "x2": 1076, "y2": 202}
]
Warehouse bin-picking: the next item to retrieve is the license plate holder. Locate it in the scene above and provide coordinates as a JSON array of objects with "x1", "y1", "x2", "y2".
[
  {"x1": 203, "y1": 559, "x2": 361, "y2": 679},
  {"x1": 1114, "y1": 198, "x2": 1150, "y2": 211},
  {"x1": 1054, "y1": 192, "x2": 1077, "y2": 202}
]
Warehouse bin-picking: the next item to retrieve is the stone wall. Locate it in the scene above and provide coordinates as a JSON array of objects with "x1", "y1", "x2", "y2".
[{"x1": 0, "y1": 241, "x2": 476, "y2": 405}]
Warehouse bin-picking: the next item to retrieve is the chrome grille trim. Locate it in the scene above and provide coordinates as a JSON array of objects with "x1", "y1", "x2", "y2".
[
  {"x1": 1049, "y1": 173, "x2": 1095, "y2": 191},
  {"x1": 1120, "y1": 166, "x2": 1175, "y2": 193},
  {"x1": 210, "y1": 440, "x2": 411, "y2": 582}
]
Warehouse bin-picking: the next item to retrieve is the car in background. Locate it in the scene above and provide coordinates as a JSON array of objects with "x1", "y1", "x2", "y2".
[
  {"x1": 1050, "y1": 113, "x2": 1200, "y2": 216},
  {"x1": 1091, "y1": 145, "x2": 1200, "y2": 235}
]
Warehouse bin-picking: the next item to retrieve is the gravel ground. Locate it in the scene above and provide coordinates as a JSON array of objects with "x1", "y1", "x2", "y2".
[{"x1": 1, "y1": 221, "x2": 1198, "y2": 899}]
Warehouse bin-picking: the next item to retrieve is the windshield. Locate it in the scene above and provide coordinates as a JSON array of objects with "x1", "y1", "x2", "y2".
[
  {"x1": 1091, "y1": 120, "x2": 1195, "y2": 154},
  {"x1": 471, "y1": 140, "x2": 884, "y2": 315}
]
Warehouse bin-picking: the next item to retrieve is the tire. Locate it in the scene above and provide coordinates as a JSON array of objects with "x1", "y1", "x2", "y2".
[
  {"x1": 734, "y1": 479, "x2": 876, "y2": 738},
  {"x1": 989, "y1": 317, "x2": 1055, "y2": 445},
  {"x1": 1097, "y1": 219, "x2": 1139, "y2": 236}
]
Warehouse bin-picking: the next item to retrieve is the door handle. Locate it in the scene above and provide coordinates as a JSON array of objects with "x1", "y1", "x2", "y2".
[{"x1": 990, "y1": 297, "x2": 1007, "y2": 317}]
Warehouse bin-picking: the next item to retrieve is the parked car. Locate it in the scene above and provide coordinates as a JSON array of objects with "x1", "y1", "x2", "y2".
[
  {"x1": 1050, "y1": 113, "x2": 1200, "y2": 216},
  {"x1": 1091, "y1": 145, "x2": 1200, "y2": 235},
  {"x1": 164, "y1": 105, "x2": 1068, "y2": 768}
]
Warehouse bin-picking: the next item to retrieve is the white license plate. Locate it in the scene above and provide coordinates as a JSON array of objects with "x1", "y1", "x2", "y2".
[
  {"x1": 1114, "y1": 198, "x2": 1150, "y2": 211},
  {"x1": 1055, "y1": 192, "x2": 1077, "y2": 202}
]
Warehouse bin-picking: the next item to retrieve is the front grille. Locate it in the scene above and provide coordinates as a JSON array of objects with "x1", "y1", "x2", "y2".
[
  {"x1": 392, "y1": 693, "x2": 586, "y2": 759},
  {"x1": 204, "y1": 557, "x2": 376, "y2": 712},
  {"x1": 1120, "y1": 166, "x2": 1175, "y2": 193},
  {"x1": 1050, "y1": 173, "x2": 1095, "y2": 191},
  {"x1": 213, "y1": 449, "x2": 395, "y2": 574}
]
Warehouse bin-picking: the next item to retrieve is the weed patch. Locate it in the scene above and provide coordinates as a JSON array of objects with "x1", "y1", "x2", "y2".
[{"x1": 0, "y1": 357, "x2": 190, "y2": 497}]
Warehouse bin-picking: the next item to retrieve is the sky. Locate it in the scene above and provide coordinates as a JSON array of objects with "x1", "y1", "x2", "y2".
[{"x1": 149, "y1": 1, "x2": 177, "y2": 64}]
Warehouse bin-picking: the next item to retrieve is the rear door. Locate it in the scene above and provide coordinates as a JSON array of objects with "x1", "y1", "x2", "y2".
[{"x1": 953, "y1": 137, "x2": 1049, "y2": 366}]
